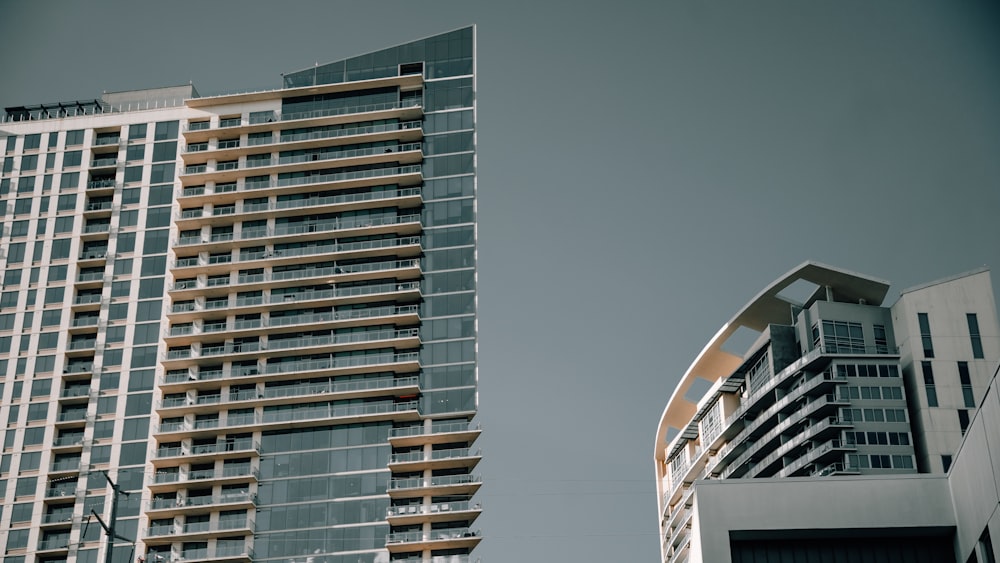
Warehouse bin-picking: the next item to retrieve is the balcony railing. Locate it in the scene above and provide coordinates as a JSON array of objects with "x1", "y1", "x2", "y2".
[
  {"x1": 386, "y1": 500, "x2": 481, "y2": 518},
  {"x1": 388, "y1": 420, "x2": 480, "y2": 439},
  {"x1": 169, "y1": 259, "x2": 418, "y2": 291},
  {"x1": 263, "y1": 351, "x2": 419, "y2": 375},
  {"x1": 388, "y1": 473, "x2": 481, "y2": 491},
  {"x1": 386, "y1": 527, "x2": 480, "y2": 544},
  {"x1": 280, "y1": 99, "x2": 421, "y2": 123},
  {"x1": 148, "y1": 492, "x2": 256, "y2": 511},
  {"x1": 261, "y1": 400, "x2": 417, "y2": 425},
  {"x1": 263, "y1": 375, "x2": 417, "y2": 400},
  {"x1": 390, "y1": 447, "x2": 479, "y2": 464},
  {"x1": 151, "y1": 467, "x2": 259, "y2": 485}
]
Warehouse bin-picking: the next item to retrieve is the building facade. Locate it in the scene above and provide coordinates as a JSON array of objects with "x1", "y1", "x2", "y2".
[
  {"x1": 654, "y1": 262, "x2": 999, "y2": 563},
  {"x1": 0, "y1": 27, "x2": 479, "y2": 563}
]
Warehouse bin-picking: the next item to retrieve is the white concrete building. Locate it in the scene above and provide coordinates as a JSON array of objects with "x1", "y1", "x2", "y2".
[{"x1": 655, "y1": 262, "x2": 999, "y2": 563}]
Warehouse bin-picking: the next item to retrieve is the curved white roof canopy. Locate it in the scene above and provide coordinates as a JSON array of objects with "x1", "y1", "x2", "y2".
[{"x1": 653, "y1": 262, "x2": 890, "y2": 462}]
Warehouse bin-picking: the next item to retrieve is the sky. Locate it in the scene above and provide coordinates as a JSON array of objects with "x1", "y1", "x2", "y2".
[{"x1": 2, "y1": 1, "x2": 1000, "y2": 561}]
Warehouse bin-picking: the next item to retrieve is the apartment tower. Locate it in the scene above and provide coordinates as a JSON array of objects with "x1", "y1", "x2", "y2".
[
  {"x1": 654, "y1": 262, "x2": 999, "y2": 563},
  {"x1": 0, "y1": 27, "x2": 479, "y2": 563}
]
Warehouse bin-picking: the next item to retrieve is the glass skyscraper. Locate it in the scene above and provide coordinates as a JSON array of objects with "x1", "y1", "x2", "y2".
[{"x1": 0, "y1": 26, "x2": 479, "y2": 563}]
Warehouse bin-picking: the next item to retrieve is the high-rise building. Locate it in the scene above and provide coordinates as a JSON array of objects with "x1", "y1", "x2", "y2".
[
  {"x1": 0, "y1": 26, "x2": 479, "y2": 563},
  {"x1": 654, "y1": 262, "x2": 999, "y2": 563}
]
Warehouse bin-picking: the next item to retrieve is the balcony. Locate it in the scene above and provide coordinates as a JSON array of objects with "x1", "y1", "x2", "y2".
[
  {"x1": 149, "y1": 467, "x2": 259, "y2": 490},
  {"x1": 167, "y1": 258, "x2": 420, "y2": 295},
  {"x1": 144, "y1": 517, "x2": 254, "y2": 543},
  {"x1": 46, "y1": 484, "x2": 78, "y2": 498},
  {"x1": 171, "y1": 236, "x2": 420, "y2": 274},
  {"x1": 93, "y1": 135, "x2": 120, "y2": 146},
  {"x1": 176, "y1": 544, "x2": 254, "y2": 562},
  {"x1": 41, "y1": 512, "x2": 75, "y2": 525},
  {"x1": 90, "y1": 157, "x2": 118, "y2": 169},
  {"x1": 172, "y1": 213, "x2": 421, "y2": 253},
  {"x1": 166, "y1": 281, "x2": 417, "y2": 320},
  {"x1": 260, "y1": 400, "x2": 418, "y2": 428},
  {"x1": 385, "y1": 527, "x2": 481, "y2": 553},
  {"x1": 152, "y1": 440, "x2": 260, "y2": 465},
  {"x1": 388, "y1": 473, "x2": 482, "y2": 497},
  {"x1": 386, "y1": 500, "x2": 482, "y2": 526},
  {"x1": 262, "y1": 351, "x2": 419, "y2": 376},
  {"x1": 774, "y1": 438, "x2": 856, "y2": 478},
  {"x1": 86, "y1": 179, "x2": 117, "y2": 190},
  {"x1": 85, "y1": 200, "x2": 113, "y2": 212},
  {"x1": 178, "y1": 163, "x2": 422, "y2": 204},
  {"x1": 388, "y1": 421, "x2": 482, "y2": 448},
  {"x1": 389, "y1": 447, "x2": 482, "y2": 472},
  {"x1": 147, "y1": 492, "x2": 257, "y2": 514}
]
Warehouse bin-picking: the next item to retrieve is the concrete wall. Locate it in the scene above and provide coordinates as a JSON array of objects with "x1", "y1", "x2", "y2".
[
  {"x1": 947, "y1": 365, "x2": 1000, "y2": 562},
  {"x1": 892, "y1": 269, "x2": 1000, "y2": 474},
  {"x1": 692, "y1": 474, "x2": 956, "y2": 562}
]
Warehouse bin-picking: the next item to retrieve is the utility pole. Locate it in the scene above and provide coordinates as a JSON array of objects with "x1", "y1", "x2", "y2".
[{"x1": 89, "y1": 469, "x2": 133, "y2": 563}]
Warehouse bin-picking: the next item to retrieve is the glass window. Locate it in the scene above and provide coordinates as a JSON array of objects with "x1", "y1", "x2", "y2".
[
  {"x1": 23, "y1": 134, "x2": 41, "y2": 150},
  {"x1": 65, "y1": 130, "x2": 84, "y2": 146},
  {"x1": 918, "y1": 313, "x2": 934, "y2": 358},
  {"x1": 967, "y1": 313, "x2": 984, "y2": 359},
  {"x1": 59, "y1": 171, "x2": 79, "y2": 189},
  {"x1": 136, "y1": 301, "x2": 162, "y2": 321},
  {"x1": 149, "y1": 184, "x2": 173, "y2": 206},
  {"x1": 143, "y1": 229, "x2": 169, "y2": 253},
  {"x1": 125, "y1": 144, "x2": 145, "y2": 162},
  {"x1": 119, "y1": 210, "x2": 139, "y2": 227},
  {"x1": 140, "y1": 256, "x2": 166, "y2": 276},
  {"x1": 54, "y1": 216, "x2": 74, "y2": 233},
  {"x1": 128, "y1": 124, "x2": 147, "y2": 140},
  {"x1": 57, "y1": 194, "x2": 77, "y2": 211},
  {"x1": 124, "y1": 166, "x2": 143, "y2": 183},
  {"x1": 146, "y1": 207, "x2": 171, "y2": 228},
  {"x1": 152, "y1": 141, "x2": 177, "y2": 162},
  {"x1": 117, "y1": 232, "x2": 137, "y2": 253},
  {"x1": 121, "y1": 188, "x2": 141, "y2": 204},
  {"x1": 150, "y1": 163, "x2": 173, "y2": 183},
  {"x1": 138, "y1": 277, "x2": 164, "y2": 298},
  {"x1": 62, "y1": 150, "x2": 82, "y2": 168},
  {"x1": 154, "y1": 121, "x2": 179, "y2": 141}
]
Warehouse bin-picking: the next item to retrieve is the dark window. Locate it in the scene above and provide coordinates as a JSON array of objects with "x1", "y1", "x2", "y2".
[
  {"x1": 54, "y1": 216, "x2": 74, "y2": 233},
  {"x1": 59, "y1": 171, "x2": 79, "y2": 189},
  {"x1": 958, "y1": 361, "x2": 975, "y2": 407},
  {"x1": 958, "y1": 410, "x2": 970, "y2": 435},
  {"x1": 146, "y1": 207, "x2": 171, "y2": 228},
  {"x1": 57, "y1": 194, "x2": 76, "y2": 211},
  {"x1": 918, "y1": 313, "x2": 934, "y2": 358},
  {"x1": 23, "y1": 134, "x2": 41, "y2": 150},
  {"x1": 154, "y1": 121, "x2": 179, "y2": 141},
  {"x1": 62, "y1": 150, "x2": 82, "y2": 168},
  {"x1": 65, "y1": 130, "x2": 84, "y2": 145},
  {"x1": 152, "y1": 141, "x2": 177, "y2": 162},
  {"x1": 124, "y1": 166, "x2": 143, "y2": 183},
  {"x1": 125, "y1": 144, "x2": 145, "y2": 161},
  {"x1": 150, "y1": 163, "x2": 173, "y2": 183},
  {"x1": 967, "y1": 313, "x2": 984, "y2": 359},
  {"x1": 922, "y1": 361, "x2": 938, "y2": 407},
  {"x1": 121, "y1": 188, "x2": 141, "y2": 204},
  {"x1": 128, "y1": 124, "x2": 147, "y2": 140},
  {"x1": 148, "y1": 184, "x2": 173, "y2": 206},
  {"x1": 143, "y1": 229, "x2": 169, "y2": 253}
]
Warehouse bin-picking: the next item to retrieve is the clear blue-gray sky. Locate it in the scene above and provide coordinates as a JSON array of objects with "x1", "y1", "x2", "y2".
[{"x1": 2, "y1": 1, "x2": 999, "y2": 561}]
